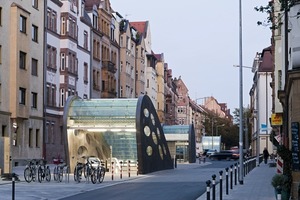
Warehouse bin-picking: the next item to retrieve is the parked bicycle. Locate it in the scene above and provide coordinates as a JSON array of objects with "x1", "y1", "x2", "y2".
[
  {"x1": 37, "y1": 159, "x2": 51, "y2": 183},
  {"x1": 87, "y1": 156, "x2": 106, "y2": 184},
  {"x1": 53, "y1": 162, "x2": 68, "y2": 182},
  {"x1": 24, "y1": 159, "x2": 38, "y2": 183},
  {"x1": 74, "y1": 156, "x2": 88, "y2": 183}
]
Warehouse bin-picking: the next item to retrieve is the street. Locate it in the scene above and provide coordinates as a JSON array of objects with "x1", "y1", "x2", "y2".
[{"x1": 0, "y1": 160, "x2": 238, "y2": 200}]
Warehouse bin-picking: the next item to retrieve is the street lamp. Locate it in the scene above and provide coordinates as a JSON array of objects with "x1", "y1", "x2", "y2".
[{"x1": 238, "y1": 0, "x2": 244, "y2": 185}]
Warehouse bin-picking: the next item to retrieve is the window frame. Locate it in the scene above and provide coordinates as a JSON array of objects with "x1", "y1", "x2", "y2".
[
  {"x1": 19, "y1": 51, "x2": 26, "y2": 69},
  {"x1": 19, "y1": 87, "x2": 26, "y2": 105},
  {"x1": 31, "y1": 92, "x2": 37, "y2": 108},
  {"x1": 31, "y1": 58, "x2": 38, "y2": 76},
  {"x1": 32, "y1": 25, "x2": 38, "y2": 42},
  {"x1": 20, "y1": 15, "x2": 27, "y2": 33}
]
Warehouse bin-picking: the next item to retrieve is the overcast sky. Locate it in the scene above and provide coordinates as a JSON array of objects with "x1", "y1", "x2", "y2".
[{"x1": 110, "y1": 0, "x2": 271, "y2": 112}]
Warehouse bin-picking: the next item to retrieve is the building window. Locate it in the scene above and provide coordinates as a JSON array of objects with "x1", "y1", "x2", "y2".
[
  {"x1": 36, "y1": 129, "x2": 40, "y2": 147},
  {"x1": 60, "y1": 88, "x2": 65, "y2": 107},
  {"x1": 20, "y1": 15, "x2": 26, "y2": 33},
  {"x1": 60, "y1": 53, "x2": 65, "y2": 71},
  {"x1": 29, "y1": 128, "x2": 33, "y2": 148},
  {"x1": 0, "y1": 7, "x2": 2, "y2": 26},
  {"x1": 83, "y1": 31, "x2": 88, "y2": 49},
  {"x1": 19, "y1": 51, "x2": 26, "y2": 69},
  {"x1": 84, "y1": 63, "x2": 88, "y2": 83},
  {"x1": 32, "y1": 25, "x2": 38, "y2": 42},
  {"x1": 19, "y1": 87, "x2": 26, "y2": 105},
  {"x1": 31, "y1": 58, "x2": 38, "y2": 76},
  {"x1": 31, "y1": 92, "x2": 37, "y2": 108},
  {"x1": 61, "y1": 17, "x2": 66, "y2": 35},
  {"x1": 0, "y1": 45, "x2": 2, "y2": 64},
  {"x1": 32, "y1": 0, "x2": 38, "y2": 9},
  {"x1": 46, "y1": 84, "x2": 56, "y2": 107}
]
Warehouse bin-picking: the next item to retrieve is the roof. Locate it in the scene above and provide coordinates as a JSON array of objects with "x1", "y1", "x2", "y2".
[{"x1": 259, "y1": 46, "x2": 273, "y2": 72}]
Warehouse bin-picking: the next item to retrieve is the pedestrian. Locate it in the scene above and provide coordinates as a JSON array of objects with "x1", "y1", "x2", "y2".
[{"x1": 263, "y1": 147, "x2": 269, "y2": 164}]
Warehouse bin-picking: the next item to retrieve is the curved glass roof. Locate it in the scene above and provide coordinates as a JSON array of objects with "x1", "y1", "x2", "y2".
[{"x1": 67, "y1": 98, "x2": 138, "y2": 130}]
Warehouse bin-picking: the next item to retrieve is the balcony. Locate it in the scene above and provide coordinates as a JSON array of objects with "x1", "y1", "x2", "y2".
[{"x1": 102, "y1": 60, "x2": 117, "y2": 73}]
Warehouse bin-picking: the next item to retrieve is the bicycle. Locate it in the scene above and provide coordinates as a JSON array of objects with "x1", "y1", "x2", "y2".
[
  {"x1": 37, "y1": 159, "x2": 51, "y2": 183},
  {"x1": 74, "y1": 156, "x2": 87, "y2": 183},
  {"x1": 24, "y1": 159, "x2": 38, "y2": 183},
  {"x1": 87, "y1": 157, "x2": 106, "y2": 184},
  {"x1": 53, "y1": 163, "x2": 68, "y2": 182}
]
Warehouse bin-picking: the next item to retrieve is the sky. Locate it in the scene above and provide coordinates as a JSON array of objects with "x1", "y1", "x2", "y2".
[{"x1": 110, "y1": 0, "x2": 271, "y2": 112}]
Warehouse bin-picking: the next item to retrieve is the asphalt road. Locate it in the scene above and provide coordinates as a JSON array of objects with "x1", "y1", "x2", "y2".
[
  {"x1": 60, "y1": 160, "x2": 237, "y2": 200},
  {"x1": 0, "y1": 160, "x2": 238, "y2": 200}
]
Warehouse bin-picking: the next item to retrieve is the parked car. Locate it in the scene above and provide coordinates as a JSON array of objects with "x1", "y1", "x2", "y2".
[
  {"x1": 209, "y1": 150, "x2": 233, "y2": 161},
  {"x1": 206, "y1": 149, "x2": 217, "y2": 157}
]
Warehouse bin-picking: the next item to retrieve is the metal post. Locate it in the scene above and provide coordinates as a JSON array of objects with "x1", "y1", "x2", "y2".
[
  {"x1": 219, "y1": 171, "x2": 223, "y2": 200},
  {"x1": 12, "y1": 173, "x2": 15, "y2": 200},
  {"x1": 212, "y1": 174, "x2": 216, "y2": 200},
  {"x1": 120, "y1": 161, "x2": 123, "y2": 179},
  {"x1": 111, "y1": 161, "x2": 114, "y2": 180},
  {"x1": 238, "y1": 0, "x2": 244, "y2": 185},
  {"x1": 206, "y1": 180, "x2": 211, "y2": 200},
  {"x1": 230, "y1": 165, "x2": 233, "y2": 189},
  {"x1": 225, "y1": 167, "x2": 229, "y2": 195},
  {"x1": 136, "y1": 160, "x2": 138, "y2": 176},
  {"x1": 234, "y1": 163, "x2": 237, "y2": 185},
  {"x1": 128, "y1": 160, "x2": 131, "y2": 178}
]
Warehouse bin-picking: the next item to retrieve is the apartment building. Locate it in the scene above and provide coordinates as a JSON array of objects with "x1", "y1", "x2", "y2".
[
  {"x1": 164, "y1": 66, "x2": 178, "y2": 125},
  {"x1": 174, "y1": 76, "x2": 190, "y2": 125},
  {"x1": 44, "y1": 0, "x2": 91, "y2": 162},
  {"x1": 155, "y1": 53, "x2": 165, "y2": 123},
  {"x1": 0, "y1": 0, "x2": 45, "y2": 172},
  {"x1": 119, "y1": 19, "x2": 136, "y2": 98},
  {"x1": 250, "y1": 48, "x2": 273, "y2": 156}
]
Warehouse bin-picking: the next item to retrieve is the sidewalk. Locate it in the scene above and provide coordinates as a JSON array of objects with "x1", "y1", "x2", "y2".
[{"x1": 197, "y1": 162, "x2": 277, "y2": 200}]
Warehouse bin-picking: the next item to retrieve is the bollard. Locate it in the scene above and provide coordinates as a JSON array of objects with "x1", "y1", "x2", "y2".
[
  {"x1": 12, "y1": 173, "x2": 15, "y2": 200},
  {"x1": 277, "y1": 186, "x2": 282, "y2": 200},
  {"x1": 120, "y1": 161, "x2": 123, "y2": 179},
  {"x1": 136, "y1": 160, "x2": 139, "y2": 176},
  {"x1": 234, "y1": 163, "x2": 237, "y2": 185},
  {"x1": 219, "y1": 171, "x2": 223, "y2": 200},
  {"x1": 212, "y1": 174, "x2": 216, "y2": 200},
  {"x1": 111, "y1": 161, "x2": 114, "y2": 180},
  {"x1": 230, "y1": 165, "x2": 233, "y2": 190},
  {"x1": 128, "y1": 160, "x2": 131, "y2": 178},
  {"x1": 206, "y1": 180, "x2": 211, "y2": 200},
  {"x1": 225, "y1": 167, "x2": 229, "y2": 195},
  {"x1": 199, "y1": 156, "x2": 201, "y2": 164}
]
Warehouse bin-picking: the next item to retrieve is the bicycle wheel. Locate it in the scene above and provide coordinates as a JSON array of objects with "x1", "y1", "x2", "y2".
[
  {"x1": 74, "y1": 166, "x2": 78, "y2": 182},
  {"x1": 90, "y1": 169, "x2": 97, "y2": 184},
  {"x1": 38, "y1": 167, "x2": 43, "y2": 183},
  {"x1": 24, "y1": 167, "x2": 32, "y2": 183},
  {"x1": 58, "y1": 167, "x2": 63, "y2": 182},
  {"x1": 53, "y1": 166, "x2": 58, "y2": 181},
  {"x1": 98, "y1": 167, "x2": 105, "y2": 183},
  {"x1": 45, "y1": 166, "x2": 51, "y2": 182}
]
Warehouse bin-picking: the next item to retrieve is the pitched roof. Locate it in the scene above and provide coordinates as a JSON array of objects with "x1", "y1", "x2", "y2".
[{"x1": 130, "y1": 21, "x2": 147, "y2": 37}]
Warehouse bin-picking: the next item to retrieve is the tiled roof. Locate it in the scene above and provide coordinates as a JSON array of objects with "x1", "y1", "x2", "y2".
[
  {"x1": 259, "y1": 46, "x2": 273, "y2": 72},
  {"x1": 85, "y1": 0, "x2": 100, "y2": 10},
  {"x1": 130, "y1": 21, "x2": 146, "y2": 34}
]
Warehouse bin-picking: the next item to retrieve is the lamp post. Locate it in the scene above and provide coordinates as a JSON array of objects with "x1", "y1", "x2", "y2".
[{"x1": 238, "y1": 0, "x2": 244, "y2": 185}]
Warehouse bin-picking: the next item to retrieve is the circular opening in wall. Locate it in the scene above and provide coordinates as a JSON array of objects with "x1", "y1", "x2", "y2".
[
  {"x1": 152, "y1": 132, "x2": 158, "y2": 145},
  {"x1": 144, "y1": 126, "x2": 151, "y2": 137},
  {"x1": 86, "y1": 133, "x2": 92, "y2": 144},
  {"x1": 77, "y1": 146, "x2": 88, "y2": 156},
  {"x1": 157, "y1": 128, "x2": 161, "y2": 140},
  {"x1": 159, "y1": 145, "x2": 164, "y2": 160},
  {"x1": 150, "y1": 114, "x2": 155, "y2": 126},
  {"x1": 143, "y1": 108, "x2": 149, "y2": 118},
  {"x1": 146, "y1": 146, "x2": 153, "y2": 156}
]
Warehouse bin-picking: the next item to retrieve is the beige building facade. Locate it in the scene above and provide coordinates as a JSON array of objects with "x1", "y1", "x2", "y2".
[{"x1": 0, "y1": 1, "x2": 45, "y2": 172}]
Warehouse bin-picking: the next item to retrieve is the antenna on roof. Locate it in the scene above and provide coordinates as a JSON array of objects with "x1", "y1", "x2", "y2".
[{"x1": 125, "y1": 14, "x2": 131, "y2": 19}]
